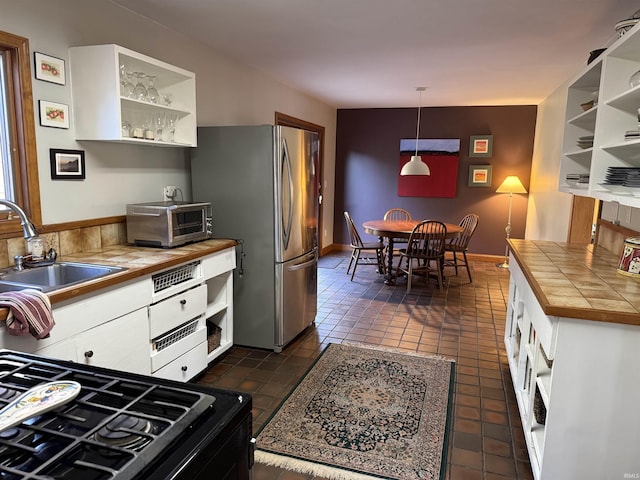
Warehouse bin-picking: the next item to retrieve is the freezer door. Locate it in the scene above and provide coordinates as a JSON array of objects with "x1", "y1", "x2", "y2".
[
  {"x1": 275, "y1": 249, "x2": 317, "y2": 351},
  {"x1": 275, "y1": 126, "x2": 319, "y2": 263}
]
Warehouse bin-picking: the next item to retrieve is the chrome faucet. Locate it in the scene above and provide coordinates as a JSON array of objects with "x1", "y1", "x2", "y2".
[{"x1": 0, "y1": 199, "x2": 38, "y2": 239}]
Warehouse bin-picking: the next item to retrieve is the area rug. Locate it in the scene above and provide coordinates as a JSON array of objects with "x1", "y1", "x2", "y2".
[
  {"x1": 318, "y1": 255, "x2": 346, "y2": 269},
  {"x1": 255, "y1": 343, "x2": 455, "y2": 480}
]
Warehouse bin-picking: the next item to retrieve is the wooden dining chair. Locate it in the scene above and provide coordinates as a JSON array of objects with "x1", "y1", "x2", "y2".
[
  {"x1": 383, "y1": 208, "x2": 412, "y2": 261},
  {"x1": 396, "y1": 220, "x2": 447, "y2": 292},
  {"x1": 444, "y1": 213, "x2": 479, "y2": 283},
  {"x1": 344, "y1": 211, "x2": 386, "y2": 281},
  {"x1": 383, "y1": 208, "x2": 412, "y2": 222}
]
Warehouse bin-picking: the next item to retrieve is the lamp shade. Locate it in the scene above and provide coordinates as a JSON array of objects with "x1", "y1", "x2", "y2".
[
  {"x1": 496, "y1": 175, "x2": 527, "y2": 194},
  {"x1": 400, "y1": 155, "x2": 431, "y2": 175}
]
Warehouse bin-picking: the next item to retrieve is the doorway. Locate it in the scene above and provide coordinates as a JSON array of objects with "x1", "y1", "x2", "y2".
[
  {"x1": 275, "y1": 112, "x2": 325, "y2": 254},
  {"x1": 567, "y1": 195, "x2": 600, "y2": 244}
]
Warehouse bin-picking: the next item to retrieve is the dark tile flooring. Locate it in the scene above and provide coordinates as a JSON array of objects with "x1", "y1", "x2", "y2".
[{"x1": 196, "y1": 252, "x2": 533, "y2": 480}]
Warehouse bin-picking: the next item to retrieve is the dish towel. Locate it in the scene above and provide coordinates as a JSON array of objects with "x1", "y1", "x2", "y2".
[{"x1": 0, "y1": 289, "x2": 55, "y2": 339}]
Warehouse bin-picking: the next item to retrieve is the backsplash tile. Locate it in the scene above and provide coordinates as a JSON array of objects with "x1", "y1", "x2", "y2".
[
  {"x1": 100, "y1": 223, "x2": 126, "y2": 247},
  {"x1": 0, "y1": 221, "x2": 127, "y2": 269},
  {"x1": 59, "y1": 229, "x2": 84, "y2": 256},
  {"x1": 81, "y1": 226, "x2": 101, "y2": 252}
]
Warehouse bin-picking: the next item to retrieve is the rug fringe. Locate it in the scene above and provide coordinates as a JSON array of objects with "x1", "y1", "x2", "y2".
[{"x1": 255, "y1": 450, "x2": 383, "y2": 480}]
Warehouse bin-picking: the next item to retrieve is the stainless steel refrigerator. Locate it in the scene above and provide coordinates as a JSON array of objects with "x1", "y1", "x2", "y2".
[{"x1": 190, "y1": 125, "x2": 319, "y2": 352}]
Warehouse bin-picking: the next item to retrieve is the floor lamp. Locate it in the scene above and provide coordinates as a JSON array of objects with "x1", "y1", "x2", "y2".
[{"x1": 495, "y1": 175, "x2": 527, "y2": 268}]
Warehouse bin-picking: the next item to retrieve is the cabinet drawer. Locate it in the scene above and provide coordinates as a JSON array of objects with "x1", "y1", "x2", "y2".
[
  {"x1": 202, "y1": 247, "x2": 236, "y2": 279},
  {"x1": 151, "y1": 320, "x2": 206, "y2": 372},
  {"x1": 152, "y1": 341, "x2": 208, "y2": 382},
  {"x1": 149, "y1": 284, "x2": 207, "y2": 338}
]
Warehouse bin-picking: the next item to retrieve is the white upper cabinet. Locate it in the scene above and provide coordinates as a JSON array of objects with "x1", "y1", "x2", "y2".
[{"x1": 68, "y1": 44, "x2": 197, "y2": 147}]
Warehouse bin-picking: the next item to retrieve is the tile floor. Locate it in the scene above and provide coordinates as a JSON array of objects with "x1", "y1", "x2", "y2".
[{"x1": 197, "y1": 252, "x2": 533, "y2": 480}]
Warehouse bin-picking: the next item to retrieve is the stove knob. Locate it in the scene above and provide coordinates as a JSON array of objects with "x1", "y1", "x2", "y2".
[
  {"x1": 181, "y1": 365, "x2": 188, "y2": 372},
  {"x1": 84, "y1": 350, "x2": 94, "y2": 358}
]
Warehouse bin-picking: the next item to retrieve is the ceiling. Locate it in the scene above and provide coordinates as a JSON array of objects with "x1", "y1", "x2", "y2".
[{"x1": 110, "y1": 0, "x2": 639, "y2": 108}]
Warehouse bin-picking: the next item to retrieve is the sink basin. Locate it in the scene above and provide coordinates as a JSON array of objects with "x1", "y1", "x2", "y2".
[{"x1": 0, "y1": 262, "x2": 127, "y2": 293}]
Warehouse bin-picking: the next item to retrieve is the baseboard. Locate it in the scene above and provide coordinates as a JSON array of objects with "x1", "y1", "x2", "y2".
[{"x1": 322, "y1": 244, "x2": 504, "y2": 264}]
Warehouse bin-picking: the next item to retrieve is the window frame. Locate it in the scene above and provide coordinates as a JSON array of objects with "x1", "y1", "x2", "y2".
[{"x1": 0, "y1": 30, "x2": 41, "y2": 237}]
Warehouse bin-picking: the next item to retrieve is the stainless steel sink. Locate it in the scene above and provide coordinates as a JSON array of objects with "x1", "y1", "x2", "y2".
[{"x1": 0, "y1": 262, "x2": 127, "y2": 293}]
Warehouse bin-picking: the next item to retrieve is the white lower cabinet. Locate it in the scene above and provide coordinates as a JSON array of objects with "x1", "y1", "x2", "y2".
[
  {"x1": 505, "y1": 254, "x2": 640, "y2": 479},
  {"x1": 75, "y1": 308, "x2": 150, "y2": 374},
  {"x1": 0, "y1": 246, "x2": 236, "y2": 382}
]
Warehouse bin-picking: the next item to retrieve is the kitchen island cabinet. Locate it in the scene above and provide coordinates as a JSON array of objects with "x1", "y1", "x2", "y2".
[{"x1": 505, "y1": 239, "x2": 640, "y2": 480}]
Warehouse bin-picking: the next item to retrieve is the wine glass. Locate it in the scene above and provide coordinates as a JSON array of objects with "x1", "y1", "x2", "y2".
[
  {"x1": 146, "y1": 75, "x2": 159, "y2": 104},
  {"x1": 119, "y1": 65, "x2": 134, "y2": 98},
  {"x1": 132, "y1": 72, "x2": 147, "y2": 101},
  {"x1": 163, "y1": 114, "x2": 177, "y2": 142},
  {"x1": 154, "y1": 113, "x2": 165, "y2": 141}
]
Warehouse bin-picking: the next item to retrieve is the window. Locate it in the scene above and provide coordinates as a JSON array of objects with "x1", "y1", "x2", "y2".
[{"x1": 0, "y1": 30, "x2": 41, "y2": 235}]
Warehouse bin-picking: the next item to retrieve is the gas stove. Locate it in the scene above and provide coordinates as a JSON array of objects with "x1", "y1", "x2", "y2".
[{"x1": 0, "y1": 350, "x2": 252, "y2": 479}]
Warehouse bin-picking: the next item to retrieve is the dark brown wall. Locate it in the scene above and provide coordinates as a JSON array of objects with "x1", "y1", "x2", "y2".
[{"x1": 334, "y1": 105, "x2": 537, "y2": 256}]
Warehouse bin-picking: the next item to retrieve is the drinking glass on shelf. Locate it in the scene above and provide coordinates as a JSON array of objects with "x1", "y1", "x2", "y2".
[
  {"x1": 119, "y1": 65, "x2": 134, "y2": 98},
  {"x1": 144, "y1": 114, "x2": 155, "y2": 140},
  {"x1": 154, "y1": 113, "x2": 165, "y2": 141},
  {"x1": 121, "y1": 120, "x2": 131, "y2": 138},
  {"x1": 146, "y1": 75, "x2": 159, "y2": 104},
  {"x1": 132, "y1": 72, "x2": 148, "y2": 101},
  {"x1": 163, "y1": 114, "x2": 177, "y2": 142},
  {"x1": 161, "y1": 93, "x2": 173, "y2": 106},
  {"x1": 130, "y1": 111, "x2": 145, "y2": 139}
]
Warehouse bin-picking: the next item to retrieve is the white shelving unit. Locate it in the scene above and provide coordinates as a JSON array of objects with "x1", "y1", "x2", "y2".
[
  {"x1": 559, "y1": 22, "x2": 640, "y2": 207},
  {"x1": 68, "y1": 44, "x2": 197, "y2": 147},
  {"x1": 201, "y1": 248, "x2": 236, "y2": 363}
]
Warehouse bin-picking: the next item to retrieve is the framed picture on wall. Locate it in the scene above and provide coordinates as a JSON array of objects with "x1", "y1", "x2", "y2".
[
  {"x1": 34, "y1": 52, "x2": 66, "y2": 85},
  {"x1": 469, "y1": 135, "x2": 493, "y2": 157},
  {"x1": 50, "y1": 149, "x2": 85, "y2": 180},
  {"x1": 39, "y1": 100, "x2": 69, "y2": 129},
  {"x1": 468, "y1": 165, "x2": 492, "y2": 187}
]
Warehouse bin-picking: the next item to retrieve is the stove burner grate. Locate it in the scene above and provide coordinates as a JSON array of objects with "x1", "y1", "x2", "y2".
[{"x1": 93, "y1": 414, "x2": 158, "y2": 451}]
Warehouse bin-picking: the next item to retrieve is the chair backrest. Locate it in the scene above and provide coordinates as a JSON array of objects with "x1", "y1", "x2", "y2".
[
  {"x1": 406, "y1": 220, "x2": 447, "y2": 259},
  {"x1": 449, "y1": 214, "x2": 479, "y2": 249},
  {"x1": 384, "y1": 208, "x2": 412, "y2": 221},
  {"x1": 344, "y1": 211, "x2": 364, "y2": 248}
]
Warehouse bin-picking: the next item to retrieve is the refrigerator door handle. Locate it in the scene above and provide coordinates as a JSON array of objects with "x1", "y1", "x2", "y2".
[
  {"x1": 281, "y1": 137, "x2": 294, "y2": 250},
  {"x1": 286, "y1": 251, "x2": 318, "y2": 272}
]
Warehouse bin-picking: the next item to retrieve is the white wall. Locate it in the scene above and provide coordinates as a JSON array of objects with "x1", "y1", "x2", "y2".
[
  {"x1": 525, "y1": 79, "x2": 574, "y2": 240},
  {"x1": 1, "y1": 0, "x2": 336, "y2": 248}
]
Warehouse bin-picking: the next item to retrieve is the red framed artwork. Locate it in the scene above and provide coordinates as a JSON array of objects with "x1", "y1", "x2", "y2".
[{"x1": 398, "y1": 139, "x2": 460, "y2": 197}]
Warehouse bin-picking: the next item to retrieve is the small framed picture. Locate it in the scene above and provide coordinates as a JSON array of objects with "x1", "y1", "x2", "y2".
[
  {"x1": 50, "y1": 149, "x2": 85, "y2": 180},
  {"x1": 468, "y1": 165, "x2": 492, "y2": 187},
  {"x1": 39, "y1": 100, "x2": 69, "y2": 129},
  {"x1": 34, "y1": 52, "x2": 66, "y2": 85},
  {"x1": 469, "y1": 135, "x2": 493, "y2": 157}
]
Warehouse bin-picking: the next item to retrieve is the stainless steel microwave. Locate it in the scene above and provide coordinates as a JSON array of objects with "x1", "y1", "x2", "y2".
[{"x1": 126, "y1": 201, "x2": 212, "y2": 248}]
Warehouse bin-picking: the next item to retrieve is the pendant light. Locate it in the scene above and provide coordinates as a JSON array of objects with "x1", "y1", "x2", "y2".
[{"x1": 401, "y1": 87, "x2": 430, "y2": 176}]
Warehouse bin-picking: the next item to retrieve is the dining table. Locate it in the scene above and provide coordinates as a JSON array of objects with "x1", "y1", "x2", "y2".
[{"x1": 362, "y1": 219, "x2": 464, "y2": 285}]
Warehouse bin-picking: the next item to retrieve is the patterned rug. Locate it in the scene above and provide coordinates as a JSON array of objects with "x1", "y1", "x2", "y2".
[{"x1": 255, "y1": 343, "x2": 454, "y2": 480}]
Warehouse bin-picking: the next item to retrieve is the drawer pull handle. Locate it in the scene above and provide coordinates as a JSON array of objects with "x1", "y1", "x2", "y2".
[
  {"x1": 180, "y1": 299, "x2": 187, "y2": 305},
  {"x1": 181, "y1": 365, "x2": 188, "y2": 372},
  {"x1": 84, "y1": 350, "x2": 94, "y2": 358}
]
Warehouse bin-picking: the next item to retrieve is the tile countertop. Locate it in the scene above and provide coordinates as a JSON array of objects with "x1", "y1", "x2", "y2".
[
  {"x1": 42, "y1": 238, "x2": 237, "y2": 305},
  {"x1": 508, "y1": 239, "x2": 640, "y2": 326}
]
